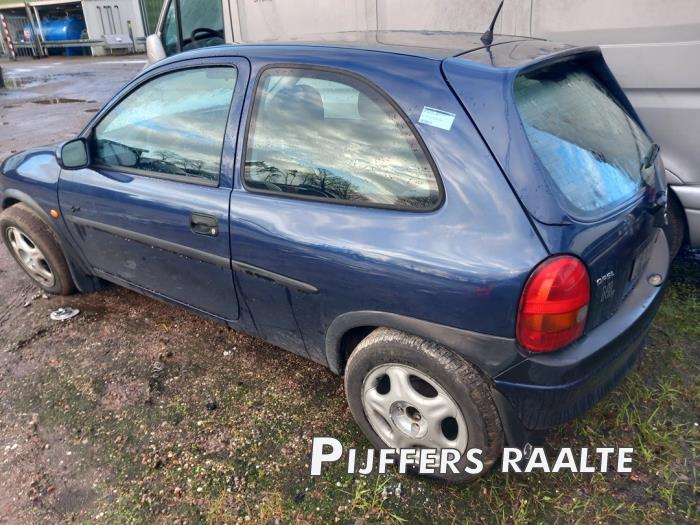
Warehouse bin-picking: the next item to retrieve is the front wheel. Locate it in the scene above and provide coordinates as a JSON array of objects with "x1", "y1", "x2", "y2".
[
  {"x1": 0, "y1": 203, "x2": 75, "y2": 295},
  {"x1": 344, "y1": 328, "x2": 504, "y2": 482}
]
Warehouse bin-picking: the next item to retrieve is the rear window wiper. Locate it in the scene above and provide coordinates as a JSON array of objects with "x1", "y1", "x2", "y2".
[
  {"x1": 641, "y1": 142, "x2": 660, "y2": 170},
  {"x1": 639, "y1": 142, "x2": 666, "y2": 224}
]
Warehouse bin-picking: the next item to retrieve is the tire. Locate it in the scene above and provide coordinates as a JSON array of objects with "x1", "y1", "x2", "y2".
[
  {"x1": 0, "y1": 203, "x2": 75, "y2": 295},
  {"x1": 344, "y1": 328, "x2": 504, "y2": 482},
  {"x1": 663, "y1": 191, "x2": 686, "y2": 260}
]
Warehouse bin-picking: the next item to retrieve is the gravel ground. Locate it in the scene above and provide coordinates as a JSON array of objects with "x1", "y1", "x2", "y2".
[{"x1": 0, "y1": 56, "x2": 698, "y2": 524}]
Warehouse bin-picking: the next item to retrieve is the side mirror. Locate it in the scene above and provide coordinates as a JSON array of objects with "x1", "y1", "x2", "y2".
[
  {"x1": 146, "y1": 34, "x2": 166, "y2": 64},
  {"x1": 57, "y1": 138, "x2": 90, "y2": 170}
]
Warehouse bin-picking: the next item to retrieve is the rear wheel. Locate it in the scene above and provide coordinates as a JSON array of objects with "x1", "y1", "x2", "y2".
[
  {"x1": 663, "y1": 191, "x2": 686, "y2": 259},
  {"x1": 0, "y1": 203, "x2": 75, "y2": 295},
  {"x1": 344, "y1": 328, "x2": 504, "y2": 482}
]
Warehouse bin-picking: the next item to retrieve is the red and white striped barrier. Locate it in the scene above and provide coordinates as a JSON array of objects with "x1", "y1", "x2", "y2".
[{"x1": 0, "y1": 14, "x2": 17, "y2": 61}]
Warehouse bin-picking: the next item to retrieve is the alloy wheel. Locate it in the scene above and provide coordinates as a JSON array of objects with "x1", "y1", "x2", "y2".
[
  {"x1": 361, "y1": 363, "x2": 468, "y2": 452},
  {"x1": 6, "y1": 226, "x2": 55, "y2": 287}
]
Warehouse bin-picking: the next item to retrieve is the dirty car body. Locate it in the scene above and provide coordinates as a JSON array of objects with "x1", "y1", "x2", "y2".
[{"x1": 0, "y1": 32, "x2": 669, "y2": 470}]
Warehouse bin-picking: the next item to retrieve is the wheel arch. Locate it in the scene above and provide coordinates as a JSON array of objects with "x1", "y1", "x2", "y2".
[
  {"x1": 2, "y1": 189, "x2": 43, "y2": 214},
  {"x1": 667, "y1": 185, "x2": 689, "y2": 245},
  {"x1": 324, "y1": 310, "x2": 523, "y2": 378},
  {"x1": 1, "y1": 196, "x2": 21, "y2": 210},
  {"x1": 0, "y1": 190, "x2": 102, "y2": 293}
]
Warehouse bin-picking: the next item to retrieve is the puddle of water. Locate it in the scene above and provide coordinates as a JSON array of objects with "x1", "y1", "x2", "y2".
[
  {"x1": 33, "y1": 97, "x2": 86, "y2": 105},
  {"x1": 2, "y1": 72, "x2": 96, "y2": 90},
  {"x1": 94, "y1": 59, "x2": 147, "y2": 65}
]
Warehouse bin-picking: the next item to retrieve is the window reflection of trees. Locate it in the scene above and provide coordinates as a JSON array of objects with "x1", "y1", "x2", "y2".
[
  {"x1": 245, "y1": 161, "x2": 363, "y2": 201},
  {"x1": 144, "y1": 150, "x2": 212, "y2": 180},
  {"x1": 95, "y1": 138, "x2": 218, "y2": 181}
]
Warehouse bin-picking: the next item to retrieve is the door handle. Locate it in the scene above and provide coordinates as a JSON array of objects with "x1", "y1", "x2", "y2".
[{"x1": 190, "y1": 212, "x2": 219, "y2": 236}]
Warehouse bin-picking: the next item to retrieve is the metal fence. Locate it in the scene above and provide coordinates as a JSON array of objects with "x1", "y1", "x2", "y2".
[
  {"x1": 1, "y1": 12, "x2": 146, "y2": 60},
  {"x1": 0, "y1": 14, "x2": 35, "y2": 58}
]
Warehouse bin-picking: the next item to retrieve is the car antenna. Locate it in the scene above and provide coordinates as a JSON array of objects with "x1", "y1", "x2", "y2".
[{"x1": 480, "y1": 0, "x2": 504, "y2": 46}]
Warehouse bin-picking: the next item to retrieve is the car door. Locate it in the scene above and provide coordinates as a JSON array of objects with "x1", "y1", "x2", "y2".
[{"x1": 58, "y1": 58, "x2": 249, "y2": 321}]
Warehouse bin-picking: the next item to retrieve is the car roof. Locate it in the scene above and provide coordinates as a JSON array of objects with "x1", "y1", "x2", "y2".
[
  {"x1": 156, "y1": 30, "x2": 587, "y2": 75},
  {"x1": 239, "y1": 30, "x2": 536, "y2": 59},
  {"x1": 163, "y1": 30, "x2": 543, "y2": 63}
]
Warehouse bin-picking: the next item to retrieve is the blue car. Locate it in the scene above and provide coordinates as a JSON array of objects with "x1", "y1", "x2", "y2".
[{"x1": 0, "y1": 32, "x2": 669, "y2": 481}]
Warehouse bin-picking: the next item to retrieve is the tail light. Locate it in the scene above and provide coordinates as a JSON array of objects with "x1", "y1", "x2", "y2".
[{"x1": 517, "y1": 256, "x2": 590, "y2": 352}]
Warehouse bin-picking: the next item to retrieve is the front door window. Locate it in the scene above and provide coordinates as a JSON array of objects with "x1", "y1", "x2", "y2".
[{"x1": 92, "y1": 67, "x2": 237, "y2": 185}]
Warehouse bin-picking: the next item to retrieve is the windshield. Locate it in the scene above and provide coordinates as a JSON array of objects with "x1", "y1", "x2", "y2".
[{"x1": 514, "y1": 61, "x2": 654, "y2": 217}]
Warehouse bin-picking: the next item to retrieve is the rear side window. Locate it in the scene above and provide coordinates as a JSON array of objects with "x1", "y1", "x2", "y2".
[
  {"x1": 514, "y1": 61, "x2": 653, "y2": 217},
  {"x1": 243, "y1": 68, "x2": 440, "y2": 210}
]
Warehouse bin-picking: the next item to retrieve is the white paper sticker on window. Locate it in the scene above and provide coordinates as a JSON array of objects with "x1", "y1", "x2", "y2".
[{"x1": 419, "y1": 107, "x2": 456, "y2": 131}]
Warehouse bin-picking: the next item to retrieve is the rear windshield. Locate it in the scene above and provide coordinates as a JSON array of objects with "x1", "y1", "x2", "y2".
[{"x1": 514, "y1": 61, "x2": 653, "y2": 217}]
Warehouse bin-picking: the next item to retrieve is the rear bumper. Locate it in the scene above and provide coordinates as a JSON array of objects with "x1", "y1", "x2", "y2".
[{"x1": 493, "y1": 229, "x2": 669, "y2": 430}]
